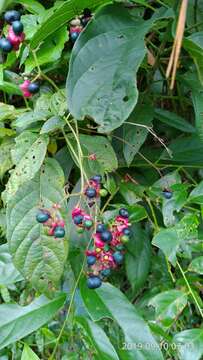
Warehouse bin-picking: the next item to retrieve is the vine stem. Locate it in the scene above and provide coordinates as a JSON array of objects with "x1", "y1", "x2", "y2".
[
  {"x1": 31, "y1": 49, "x2": 59, "y2": 91},
  {"x1": 177, "y1": 260, "x2": 203, "y2": 318}
]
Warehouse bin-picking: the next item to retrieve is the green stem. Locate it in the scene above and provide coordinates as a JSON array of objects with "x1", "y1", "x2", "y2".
[{"x1": 177, "y1": 260, "x2": 203, "y2": 318}]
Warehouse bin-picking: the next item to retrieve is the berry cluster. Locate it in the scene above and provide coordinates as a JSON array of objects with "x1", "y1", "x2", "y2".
[
  {"x1": 86, "y1": 208, "x2": 131, "y2": 289},
  {"x1": 0, "y1": 10, "x2": 25, "y2": 53},
  {"x1": 36, "y1": 205, "x2": 65, "y2": 239},
  {"x1": 72, "y1": 207, "x2": 93, "y2": 232},
  {"x1": 20, "y1": 79, "x2": 40, "y2": 98},
  {"x1": 84, "y1": 175, "x2": 108, "y2": 207},
  {"x1": 69, "y1": 8, "x2": 92, "y2": 43}
]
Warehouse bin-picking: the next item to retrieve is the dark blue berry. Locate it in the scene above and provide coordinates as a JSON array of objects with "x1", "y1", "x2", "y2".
[
  {"x1": 119, "y1": 208, "x2": 129, "y2": 218},
  {"x1": 54, "y1": 226, "x2": 65, "y2": 238},
  {"x1": 96, "y1": 223, "x2": 106, "y2": 233},
  {"x1": 87, "y1": 255, "x2": 96, "y2": 266},
  {"x1": 163, "y1": 190, "x2": 173, "y2": 199},
  {"x1": 0, "y1": 38, "x2": 13, "y2": 53},
  {"x1": 101, "y1": 230, "x2": 112, "y2": 243},
  {"x1": 83, "y1": 8, "x2": 92, "y2": 17},
  {"x1": 28, "y1": 82, "x2": 40, "y2": 94},
  {"x1": 12, "y1": 20, "x2": 24, "y2": 34},
  {"x1": 113, "y1": 251, "x2": 124, "y2": 264},
  {"x1": 85, "y1": 187, "x2": 97, "y2": 199},
  {"x1": 36, "y1": 211, "x2": 50, "y2": 223},
  {"x1": 100, "y1": 268, "x2": 111, "y2": 277},
  {"x1": 123, "y1": 227, "x2": 131, "y2": 236},
  {"x1": 70, "y1": 31, "x2": 79, "y2": 42},
  {"x1": 87, "y1": 276, "x2": 102, "y2": 289},
  {"x1": 91, "y1": 175, "x2": 102, "y2": 183},
  {"x1": 4, "y1": 10, "x2": 21, "y2": 24},
  {"x1": 73, "y1": 215, "x2": 83, "y2": 225},
  {"x1": 81, "y1": 17, "x2": 90, "y2": 27}
]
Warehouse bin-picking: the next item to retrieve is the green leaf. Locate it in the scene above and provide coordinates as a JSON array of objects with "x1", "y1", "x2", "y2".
[
  {"x1": 30, "y1": 0, "x2": 110, "y2": 48},
  {"x1": 0, "y1": 103, "x2": 16, "y2": 121},
  {"x1": 123, "y1": 104, "x2": 154, "y2": 165},
  {"x1": 0, "y1": 81, "x2": 22, "y2": 95},
  {"x1": 77, "y1": 316, "x2": 119, "y2": 360},
  {"x1": 129, "y1": 204, "x2": 148, "y2": 222},
  {"x1": 4, "y1": 131, "x2": 48, "y2": 203},
  {"x1": 67, "y1": 3, "x2": 150, "y2": 133},
  {"x1": 125, "y1": 225, "x2": 151, "y2": 293},
  {"x1": 80, "y1": 280, "x2": 164, "y2": 360},
  {"x1": 16, "y1": 0, "x2": 45, "y2": 15},
  {"x1": 149, "y1": 290, "x2": 188, "y2": 328},
  {"x1": 25, "y1": 27, "x2": 68, "y2": 73},
  {"x1": 70, "y1": 134, "x2": 118, "y2": 175},
  {"x1": 154, "y1": 108, "x2": 196, "y2": 133},
  {"x1": 40, "y1": 116, "x2": 65, "y2": 134},
  {"x1": 188, "y1": 256, "x2": 203, "y2": 275},
  {"x1": 174, "y1": 329, "x2": 203, "y2": 360},
  {"x1": 188, "y1": 180, "x2": 203, "y2": 204},
  {"x1": 161, "y1": 135, "x2": 203, "y2": 165},
  {"x1": 0, "y1": 138, "x2": 14, "y2": 179},
  {"x1": 0, "y1": 293, "x2": 66, "y2": 350},
  {"x1": 184, "y1": 33, "x2": 203, "y2": 85},
  {"x1": 0, "y1": 244, "x2": 23, "y2": 286},
  {"x1": 21, "y1": 344, "x2": 40, "y2": 360},
  {"x1": 7, "y1": 158, "x2": 68, "y2": 293},
  {"x1": 152, "y1": 214, "x2": 199, "y2": 265}
]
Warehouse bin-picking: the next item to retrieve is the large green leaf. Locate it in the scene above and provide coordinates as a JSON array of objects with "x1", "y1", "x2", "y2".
[
  {"x1": 21, "y1": 344, "x2": 40, "y2": 360},
  {"x1": 149, "y1": 290, "x2": 188, "y2": 328},
  {"x1": 30, "y1": 0, "x2": 111, "y2": 48},
  {"x1": 67, "y1": 4, "x2": 150, "y2": 133},
  {"x1": 80, "y1": 280, "x2": 164, "y2": 360},
  {"x1": 184, "y1": 33, "x2": 203, "y2": 85},
  {"x1": 77, "y1": 316, "x2": 119, "y2": 360},
  {"x1": 25, "y1": 27, "x2": 68, "y2": 73},
  {"x1": 4, "y1": 131, "x2": 48, "y2": 203},
  {"x1": 188, "y1": 180, "x2": 203, "y2": 204},
  {"x1": 0, "y1": 293, "x2": 66, "y2": 350},
  {"x1": 125, "y1": 225, "x2": 151, "y2": 293},
  {"x1": 0, "y1": 244, "x2": 23, "y2": 286},
  {"x1": 123, "y1": 104, "x2": 154, "y2": 165},
  {"x1": 188, "y1": 256, "x2": 203, "y2": 275},
  {"x1": 7, "y1": 158, "x2": 68, "y2": 293},
  {"x1": 154, "y1": 108, "x2": 196, "y2": 133},
  {"x1": 0, "y1": 138, "x2": 14, "y2": 179},
  {"x1": 174, "y1": 329, "x2": 203, "y2": 360},
  {"x1": 152, "y1": 214, "x2": 199, "y2": 265}
]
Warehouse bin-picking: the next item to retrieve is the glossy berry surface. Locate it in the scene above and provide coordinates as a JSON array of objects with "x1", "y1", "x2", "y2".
[
  {"x1": 0, "y1": 38, "x2": 13, "y2": 52},
  {"x1": 12, "y1": 20, "x2": 24, "y2": 34},
  {"x1": 100, "y1": 268, "x2": 111, "y2": 277},
  {"x1": 83, "y1": 8, "x2": 92, "y2": 17},
  {"x1": 101, "y1": 230, "x2": 112, "y2": 243},
  {"x1": 99, "y1": 189, "x2": 108, "y2": 197},
  {"x1": 96, "y1": 223, "x2": 106, "y2": 233},
  {"x1": 121, "y1": 235, "x2": 129, "y2": 244},
  {"x1": 91, "y1": 175, "x2": 102, "y2": 183},
  {"x1": 85, "y1": 187, "x2": 97, "y2": 198},
  {"x1": 87, "y1": 255, "x2": 96, "y2": 266},
  {"x1": 113, "y1": 251, "x2": 124, "y2": 264},
  {"x1": 28, "y1": 82, "x2": 40, "y2": 94},
  {"x1": 123, "y1": 227, "x2": 131, "y2": 236},
  {"x1": 70, "y1": 31, "x2": 79, "y2": 42},
  {"x1": 73, "y1": 215, "x2": 83, "y2": 225},
  {"x1": 4, "y1": 10, "x2": 21, "y2": 24},
  {"x1": 119, "y1": 208, "x2": 129, "y2": 218},
  {"x1": 87, "y1": 276, "x2": 102, "y2": 289},
  {"x1": 163, "y1": 190, "x2": 173, "y2": 199},
  {"x1": 36, "y1": 211, "x2": 50, "y2": 223},
  {"x1": 84, "y1": 219, "x2": 93, "y2": 229},
  {"x1": 54, "y1": 226, "x2": 65, "y2": 238}
]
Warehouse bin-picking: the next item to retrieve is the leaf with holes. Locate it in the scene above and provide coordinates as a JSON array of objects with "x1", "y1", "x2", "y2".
[
  {"x1": 67, "y1": 3, "x2": 152, "y2": 133},
  {"x1": 3, "y1": 131, "x2": 48, "y2": 203},
  {"x1": 149, "y1": 290, "x2": 188, "y2": 328},
  {"x1": 7, "y1": 158, "x2": 68, "y2": 293},
  {"x1": 188, "y1": 256, "x2": 203, "y2": 275},
  {"x1": 174, "y1": 329, "x2": 203, "y2": 360}
]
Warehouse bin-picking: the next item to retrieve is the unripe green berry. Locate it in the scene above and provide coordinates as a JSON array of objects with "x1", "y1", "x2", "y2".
[
  {"x1": 84, "y1": 219, "x2": 93, "y2": 229},
  {"x1": 121, "y1": 235, "x2": 129, "y2": 244},
  {"x1": 77, "y1": 227, "x2": 84, "y2": 234},
  {"x1": 116, "y1": 244, "x2": 124, "y2": 251},
  {"x1": 99, "y1": 189, "x2": 108, "y2": 197}
]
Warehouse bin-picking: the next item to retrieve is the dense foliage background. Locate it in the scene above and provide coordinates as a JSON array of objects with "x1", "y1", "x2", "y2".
[{"x1": 0, "y1": 0, "x2": 202, "y2": 359}]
